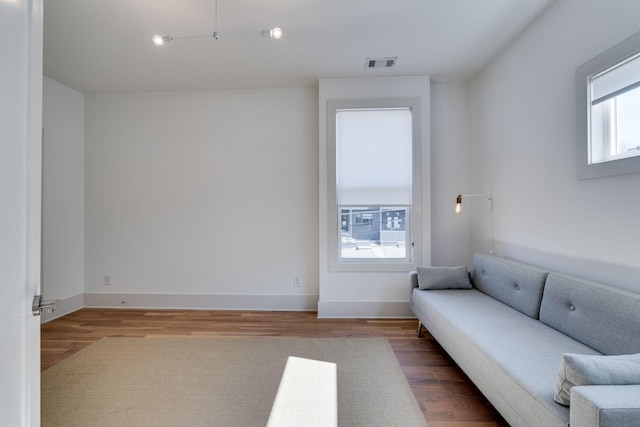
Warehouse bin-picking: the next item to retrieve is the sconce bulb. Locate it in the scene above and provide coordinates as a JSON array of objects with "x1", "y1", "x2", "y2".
[{"x1": 455, "y1": 195, "x2": 462, "y2": 214}]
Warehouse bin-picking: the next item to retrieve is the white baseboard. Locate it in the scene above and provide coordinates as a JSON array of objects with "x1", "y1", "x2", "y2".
[
  {"x1": 41, "y1": 293, "x2": 84, "y2": 323},
  {"x1": 39, "y1": 293, "x2": 413, "y2": 319},
  {"x1": 83, "y1": 293, "x2": 319, "y2": 311},
  {"x1": 317, "y1": 300, "x2": 414, "y2": 318}
]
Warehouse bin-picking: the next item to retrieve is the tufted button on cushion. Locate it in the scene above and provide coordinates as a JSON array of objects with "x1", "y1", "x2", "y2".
[
  {"x1": 569, "y1": 304, "x2": 576, "y2": 311},
  {"x1": 514, "y1": 284, "x2": 521, "y2": 291},
  {"x1": 482, "y1": 270, "x2": 487, "y2": 276}
]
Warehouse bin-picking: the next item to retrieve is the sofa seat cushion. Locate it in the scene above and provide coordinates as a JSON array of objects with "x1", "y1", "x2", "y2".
[{"x1": 412, "y1": 287, "x2": 600, "y2": 427}]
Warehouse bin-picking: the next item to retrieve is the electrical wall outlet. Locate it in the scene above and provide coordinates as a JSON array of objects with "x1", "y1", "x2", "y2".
[
  {"x1": 293, "y1": 276, "x2": 301, "y2": 287},
  {"x1": 103, "y1": 274, "x2": 111, "y2": 286}
]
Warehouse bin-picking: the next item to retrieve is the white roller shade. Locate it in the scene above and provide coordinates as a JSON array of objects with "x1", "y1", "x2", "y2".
[
  {"x1": 591, "y1": 52, "x2": 640, "y2": 105},
  {"x1": 336, "y1": 108, "x2": 412, "y2": 205}
]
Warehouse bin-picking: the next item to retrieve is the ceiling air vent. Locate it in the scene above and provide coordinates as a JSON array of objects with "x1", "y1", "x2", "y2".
[{"x1": 365, "y1": 57, "x2": 398, "y2": 69}]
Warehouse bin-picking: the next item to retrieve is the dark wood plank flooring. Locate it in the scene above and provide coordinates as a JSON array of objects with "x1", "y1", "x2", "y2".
[{"x1": 41, "y1": 309, "x2": 509, "y2": 427}]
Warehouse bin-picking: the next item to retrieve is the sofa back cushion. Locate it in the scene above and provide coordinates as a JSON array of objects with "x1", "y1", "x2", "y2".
[
  {"x1": 540, "y1": 273, "x2": 640, "y2": 355},
  {"x1": 470, "y1": 253, "x2": 549, "y2": 319}
]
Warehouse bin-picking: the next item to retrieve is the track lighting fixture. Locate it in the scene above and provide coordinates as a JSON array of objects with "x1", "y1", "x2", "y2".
[{"x1": 152, "y1": 0, "x2": 282, "y2": 46}]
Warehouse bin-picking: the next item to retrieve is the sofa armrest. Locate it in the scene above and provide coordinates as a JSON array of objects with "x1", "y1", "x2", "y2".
[
  {"x1": 409, "y1": 271, "x2": 418, "y2": 294},
  {"x1": 570, "y1": 385, "x2": 640, "y2": 427}
]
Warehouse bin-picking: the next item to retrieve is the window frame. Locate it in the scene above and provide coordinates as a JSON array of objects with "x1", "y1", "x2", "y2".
[
  {"x1": 576, "y1": 30, "x2": 640, "y2": 179},
  {"x1": 327, "y1": 98, "x2": 422, "y2": 272}
]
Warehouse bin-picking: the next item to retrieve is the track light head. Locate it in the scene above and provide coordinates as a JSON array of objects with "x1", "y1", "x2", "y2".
[
  {"x1": 152, "y1": 35, "x2": 173, "y2": 46},
  {"x1": 270, "y1": 27, "x2": 283, "y2": 39},
  {"x1": 261, "y1": 27, "x2": 283, "y2": 39}
]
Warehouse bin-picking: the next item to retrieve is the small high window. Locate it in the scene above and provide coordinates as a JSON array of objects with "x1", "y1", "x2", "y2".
[
  {"x1": 577, "y1": 30, "x2": 640, "y2": 179},
  {"x1": 589, "y1": 52, "x2": 640, "y2": 164}
]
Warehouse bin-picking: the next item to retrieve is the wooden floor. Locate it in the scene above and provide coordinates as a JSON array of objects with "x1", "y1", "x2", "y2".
[{"x1": 41, "y1": 309, "x2": 509, "y2": 427}]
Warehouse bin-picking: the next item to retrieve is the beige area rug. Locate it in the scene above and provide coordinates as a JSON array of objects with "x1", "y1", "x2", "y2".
[{"x1": 42, "y1": 337, "x2": 427, "y2": 427}]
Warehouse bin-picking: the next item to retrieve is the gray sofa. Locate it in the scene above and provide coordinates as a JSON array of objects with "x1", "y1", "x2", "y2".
[{"x1": 409, "y1": 253, "x2": 640, "y2": 427}]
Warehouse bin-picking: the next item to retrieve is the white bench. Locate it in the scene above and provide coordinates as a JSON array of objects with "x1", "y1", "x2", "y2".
[{"x1": 267, "y1": 356, "x2": 337, "y2": 427}]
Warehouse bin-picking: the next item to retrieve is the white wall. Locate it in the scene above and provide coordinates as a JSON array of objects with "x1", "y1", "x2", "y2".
[
  {"x1": 42, "y1": 77, "x2": 85, "y2": 319},
  {"x1": 318, "y1": 77, "x2": 431, "y2": 318},
  {"x1": 45, "y1": 77, "x2": 472, "y2": 316},
  {"x1": 469, "y1": 0, "x2": 640, "y2": 293},
  {"x1": 430, "y1": 83, "x2": 473, "y2": 266},
  {"x1": 84, "y1": 88, "x2": 319, "y2": 310}
]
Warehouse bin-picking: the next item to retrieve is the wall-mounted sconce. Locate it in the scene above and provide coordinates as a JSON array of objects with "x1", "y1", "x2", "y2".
[{"x1": 455, "y1": 193, "x2": 493, "y2": 214}]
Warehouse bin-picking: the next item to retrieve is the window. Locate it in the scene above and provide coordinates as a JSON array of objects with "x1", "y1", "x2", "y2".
[
  {"x1": 589, "y1": 52, "x2": 640, "y2": 164},
  {"x1": 577, "y1": 30, "x2": 640, "y2": 179},
  {"x1": 327, "y1": 99, "x2": 422, "y2": 271}
]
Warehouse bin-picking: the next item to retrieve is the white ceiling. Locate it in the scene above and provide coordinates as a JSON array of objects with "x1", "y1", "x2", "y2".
[{"x1": 43, "y1": 0, "x2": 556, "y2": 94}]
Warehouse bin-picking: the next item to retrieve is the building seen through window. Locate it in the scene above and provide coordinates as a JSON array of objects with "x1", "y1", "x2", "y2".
[{"x1": 340, "y1": 206, "x2": 407, "y2": 259}]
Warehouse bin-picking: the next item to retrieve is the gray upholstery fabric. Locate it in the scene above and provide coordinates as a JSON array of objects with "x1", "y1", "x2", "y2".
[
  {"x1": 416, "y1": 266, "x2": 472, "y2": 290},
  {"x1": 411, "y1": 287, "x2": 599, "y2": 427},
  {"x1": 411, "y1": 254, "x2": 640, "y2": 427},
  {"x1": 408, "y1": 271, "x2": 419, "y2": 292},
  {"x1": 555, "y1": 353, "x2": 640, "y2": 406},
  {"x1": 471, "y1": 253, "x2": 548, "y2": 319},
  {"x1": 571, "y1": 385, "x2": 640, "y2": 427},
  {"x1": 540, "y1": 273, "x2": 640, "y2": 355}
]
